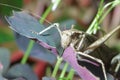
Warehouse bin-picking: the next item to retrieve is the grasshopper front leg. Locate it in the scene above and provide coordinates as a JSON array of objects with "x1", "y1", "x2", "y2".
[{"x1": 31, "y1": 23, "x2": 62, "y2": 37}]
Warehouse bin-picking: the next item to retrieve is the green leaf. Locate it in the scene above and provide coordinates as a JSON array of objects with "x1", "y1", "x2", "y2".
[{"x1": 0, "y1": 0, "x2": 23, "y2": 15}]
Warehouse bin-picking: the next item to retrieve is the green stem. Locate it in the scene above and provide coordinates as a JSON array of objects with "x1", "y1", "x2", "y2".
[
  {"x1": 21, "y1": 40, "x2": 34, "y2": 64},
  {"x1": 99, "y1": 1, "x2": 120, "y2": 24},
  {"x1": 87, "y1": 0, "x2": 120, "y2": 34},
  {"x1": 21, "y1": 3, "x2": 53, "y2": 64},
  {"x1": 52, "y1": 57, "x2": 63, "y2": 77},
  {"x1": 59, "y1": 62, "x2": 69, "y2": 78},
  {"x1": 66, "y1": 68, "x2": 74, "y2": 80},
  {"x1": 39, "y1": 3, "x2": 53, "y2": 23},
  {"x1": 86, "y1": 0, "x2": 104, "y2": 34},
  {"x1": 99, "y1": 6, "x2": 113, "y2": 24}
]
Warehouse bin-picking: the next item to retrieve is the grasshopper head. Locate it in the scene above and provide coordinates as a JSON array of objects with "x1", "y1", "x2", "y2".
[{"x1": 61, "y1": 29, "x2": 83, "y2": 49}]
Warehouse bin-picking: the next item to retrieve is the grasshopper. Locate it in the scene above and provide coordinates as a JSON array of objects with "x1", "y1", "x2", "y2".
[{"x1": 35, "y1": 23, "x2": 120, "y2": 80}]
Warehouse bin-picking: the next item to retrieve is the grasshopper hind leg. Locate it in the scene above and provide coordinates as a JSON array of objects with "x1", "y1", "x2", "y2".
[
  {"x1": 111, "y1": 54, "x2": 120, "y2": 79},
  {"x1": 76, "y1": 52, "x2": 107, "y2": 80}
]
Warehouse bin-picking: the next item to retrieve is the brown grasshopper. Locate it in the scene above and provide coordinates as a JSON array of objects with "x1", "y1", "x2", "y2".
[{"x1": 36, "y1": 23, "x2": 120, "y2": 80}]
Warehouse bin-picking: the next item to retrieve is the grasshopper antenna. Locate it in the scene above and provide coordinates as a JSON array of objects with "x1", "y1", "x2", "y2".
[
  {"x1": 0, "y1": 3, "x2": 63, "y2": 38},
  {"x1": 84, "y1": 25, "x2": 120, "y2": 54},
  {"x1": 0, "y1": 3, "x2": 52, "y2": 25},
  {"x1": 0, "y1": 3, "x2": 23, "y2": 11}
]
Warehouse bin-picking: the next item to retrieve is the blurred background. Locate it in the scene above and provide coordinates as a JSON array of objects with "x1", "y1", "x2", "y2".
[{"x1": 0, "y1": 0, "x2": 120, "y2": 79}]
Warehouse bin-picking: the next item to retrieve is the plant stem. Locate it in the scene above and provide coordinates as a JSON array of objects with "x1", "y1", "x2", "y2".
[
  {"x1": 86, "y1": 0, "x2": 104, "y2": 34},
  {"x1": 99, "y1": 0, "x2": 120, "y2": 24},
  {"x1": 21, "y1": 2, "x2": 53, "y2": 64},
  {"x1": 59, "y1": 62, "x2": 69, "y2": 78},
  {"x1": 86, "y1": 0, "x2": 120, "y2": 34},
  {"x1": 21, "y1": 40, "x2": 34, "y2": 64},
  {"x1": 66, "y1": 68, "x2": 74, "y2": 80},
  {"x1": 39, "y1": 3, "x2": 53, "y2": 23},
  {"x1": 52, "y1": 57, "x2": 63, "y2": 77}
]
